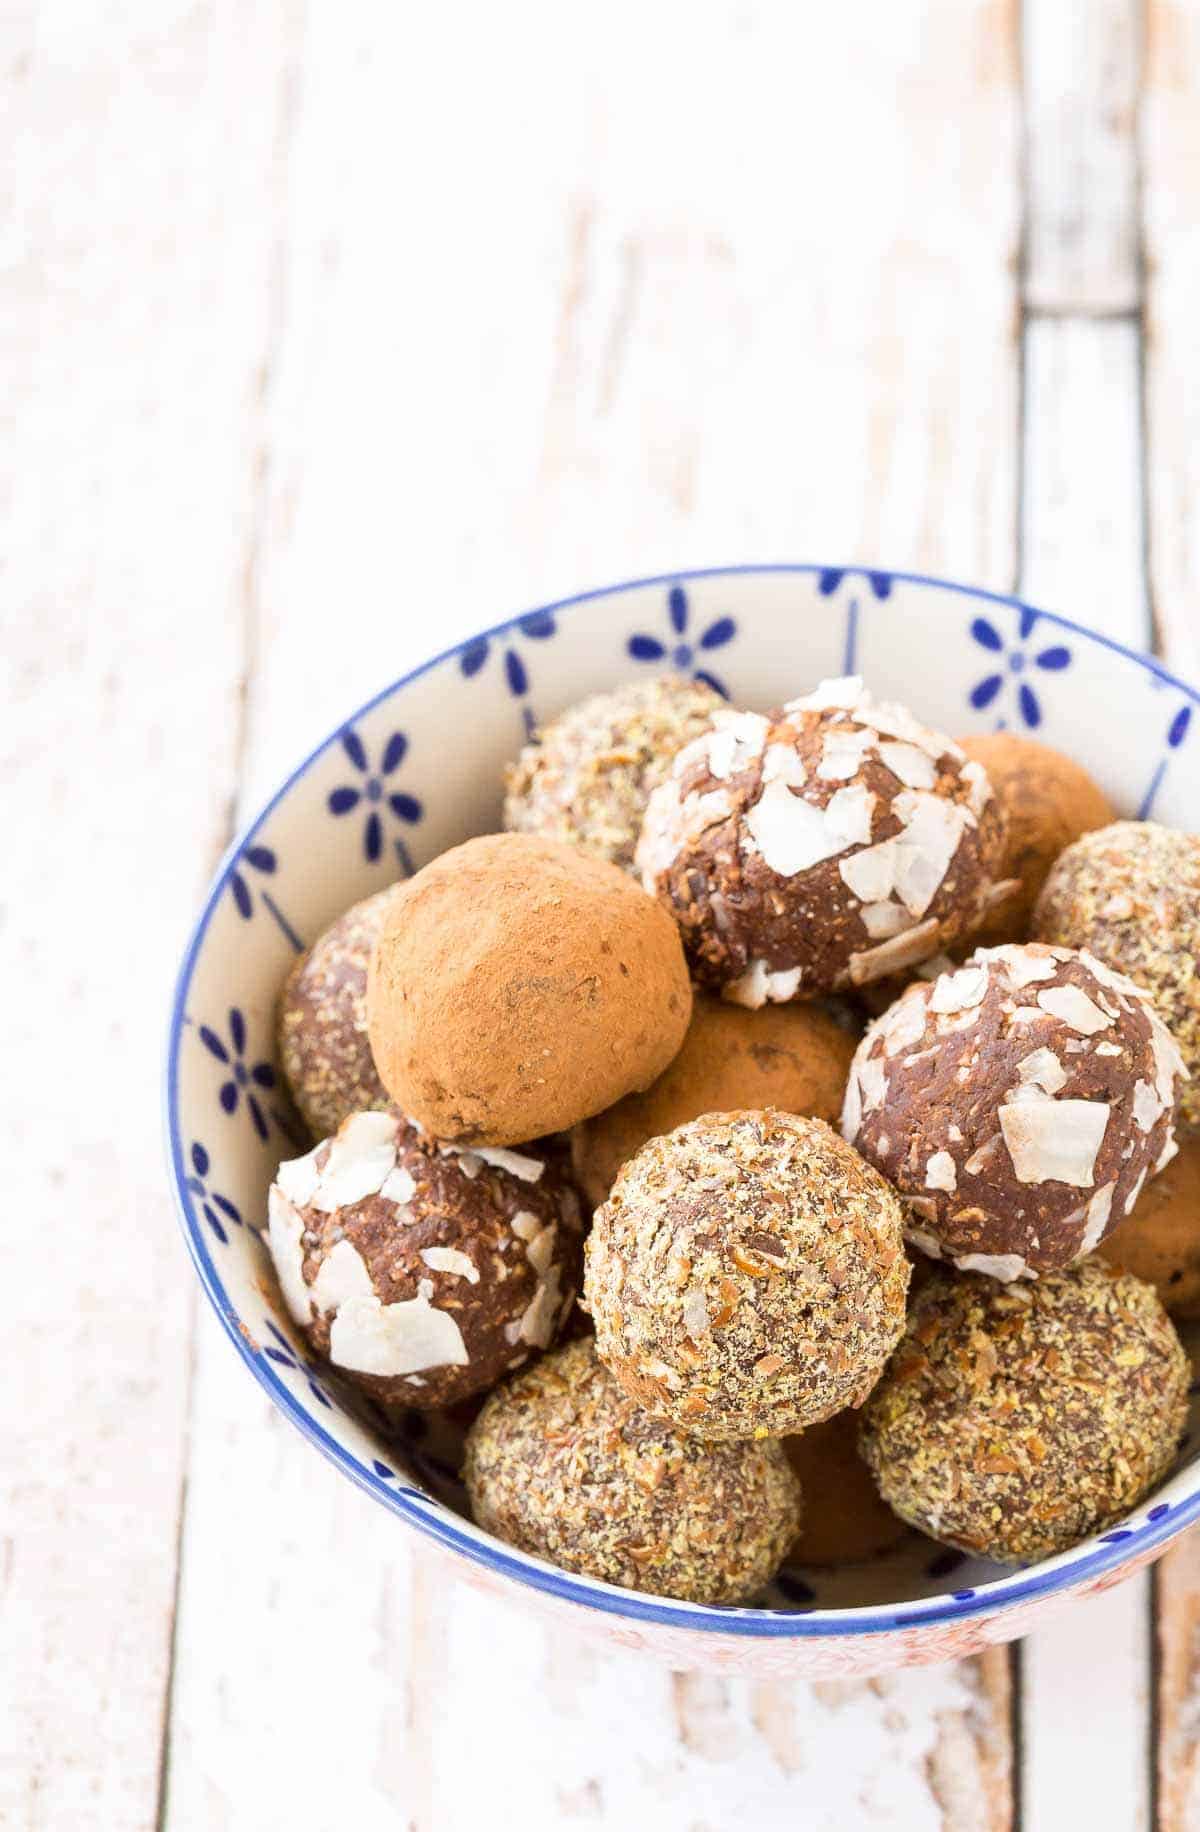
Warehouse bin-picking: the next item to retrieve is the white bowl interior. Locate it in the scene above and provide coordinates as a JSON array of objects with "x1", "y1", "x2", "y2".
[{"x1": 167, "y1": 566, "x2": 1200, "y2": 1636}]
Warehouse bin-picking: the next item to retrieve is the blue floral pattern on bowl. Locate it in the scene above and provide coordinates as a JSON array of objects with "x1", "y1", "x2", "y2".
[
  {"x1": 626, "y1": 584, "x2": 734, "y2": 696},
  {"x1": 328, "y1": 727, "x2": 423, "y2": 869},
  {"x1": 968, "y1": 607, "x2": 1072, "y2": 729}
]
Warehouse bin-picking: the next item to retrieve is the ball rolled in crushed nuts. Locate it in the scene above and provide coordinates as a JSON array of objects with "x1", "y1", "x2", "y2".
[
  {"x1": 266, "y1": 1110, "x2": 583, "y2": 1410},
  {"x1": 584, "y1": 1109, "x2": 910, "y2": 1441},
  {"x1": 503, "y1": 675, "x2": 724, "y2": 872},
  {"x1": 1033, "y1": 821, "x2": 1200, "y2": 1125},
  {"x1": 843, "y1": 942, "x2": 1186, "y2": 1277},
  {"x1": 367, "y1": 833, "x2": 693, "y2": 1145},
  {"x1": 956, "y1": 733, "x2": 1115, "y2": 947},
  {"x1": 570, "y1": 992, "x2": 858, "y2": 1209},
  {"x1": 859, "y1": 1260, "x2": 1189, "y2": 1564},
  {"x1": 463, "y1": 1336, "x2": 802, "y2": 1603},
  {"x1": 277, "y1": 886, "x2": 399, "y2": 1139},
  {"x1": 636, "y1": 676, "x2": 1005, "y2": 1003},
  {"x1": 1102, "y1": 1126, "x2": 1200, "y2": 1318}
]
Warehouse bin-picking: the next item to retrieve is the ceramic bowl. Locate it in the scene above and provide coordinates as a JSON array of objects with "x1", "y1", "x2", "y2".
[{"x1": 165, "y1": 564, "x2": 1200, "y2": 1678}]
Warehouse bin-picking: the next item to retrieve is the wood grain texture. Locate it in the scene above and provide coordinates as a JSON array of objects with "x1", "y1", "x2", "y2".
[
  {"x1": 165, "y1": 3, "x2": 1021, "y2": 1827},
  {"x1": 0, "y1": 3, "x2": 289, "y2": 1827}
]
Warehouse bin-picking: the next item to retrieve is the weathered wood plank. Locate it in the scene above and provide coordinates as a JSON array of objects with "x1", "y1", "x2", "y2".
[
  {"x1": 0, "y1": 3, "x2": 289, "y2": 1827},
  {"x1": 166, "y1": 2, "x2": 1020, "y2": 1826}
]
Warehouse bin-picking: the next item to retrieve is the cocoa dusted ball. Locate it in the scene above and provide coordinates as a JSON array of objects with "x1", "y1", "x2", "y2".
[
  {"x1": 584, "y1": 1109, "x2": 910, "y2": 1441},
  {"x1": 957, "y1": 733, "x2": 1115, "y2": 946},
  {"x1": 843, "y1": 943, "x2": 1186, "y2": 1276},
  {"x1": 277, "y1": 886, "x2": 398, "y2": 1140},
  {"x1": 366, "y1": 833, "x2": 692, "y2": 1145},
  {"x1": 463, "y1": 1336, "x2": 801, "y2": 1604},
  {"x1": 1034, "y1": 821, "x2": 1200, "y2": 1125},
  {"x1": 503, "y1": 675, "x2": 724, "y2": 872},
  {"x1": 636, "y1": 676, "x2": 1006, "y2": 1003},
  {"x1": 860, "y1": 1261, "x2": 1189, "y2": 1564},
  {"x1": 1102, "y1": 1127, "x2": 1200, "y2": 1317},
  {"x1": 266, "y1": 1110, "x2": 583, "y2": 1410},
  {"x1": 570, "y1": 993, "x2": 858, "y2": 1209},
  {"x1": 783, "y1": 1412, "x2": 907, "y2": 1567}
]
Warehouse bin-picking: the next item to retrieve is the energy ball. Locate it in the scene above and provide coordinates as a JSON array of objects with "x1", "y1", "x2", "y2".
[
  {"x1": 266, "y1": 1110, "x2": 583, "y2": 1410},
  {"x1": 783, "y1": 1411, "x2": 907, "y2": 1567},
  {"x1": 503, "y1": 675, "x2": 724, "y2": 872},
  {"x1": 277, "y1": 886, "x2": 399, "y2": 1140},
  {"x1": 464, "y1": 1336, "x2": 801, "y2": 1604},
  {"x1": 367, "y1": 833, "x2": 692, "y2": 1145},
  {"x1": 584, "y1": 1109, "x2": 910, "y2": 1441},
  {"x1": 843, "y1": 942, "x2": 1186, "y2": 1277},
  {"x1": 957, "y1": 733, "x2": 1115, "y2": 946},
  {"x1": 1102, "y1": 1127, "x2": 1200, "y2": 1317},
  {"x1": 636, "y1": 676, "x2": 1005, "y2": 1003},
  {"x1": 570, "y1": 993, "x2": 858, "y2": 1209},
  {"x1": 860, "y1": 1261, "x2": 1189, "y2": 1564},
  {"x1": 1034, "y1": 821, "x2": 1200, "y2": 1125}
]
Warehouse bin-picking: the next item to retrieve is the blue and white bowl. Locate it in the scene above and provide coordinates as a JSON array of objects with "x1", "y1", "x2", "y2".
[{"x1": 165, "y1": 565, "x2": 1200, "y2": 1677}]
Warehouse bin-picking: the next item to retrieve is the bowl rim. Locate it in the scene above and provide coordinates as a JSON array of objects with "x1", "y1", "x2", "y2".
[{"x1": 164, "y1": 561, "x2": 1200, "y2": 1640}]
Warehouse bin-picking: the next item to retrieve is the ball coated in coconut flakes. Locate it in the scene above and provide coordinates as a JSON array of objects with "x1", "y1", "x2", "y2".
[
  {"x1": 1033, "y1": 821, "x2": 1200, "y2": 1126},
  {"x1": 266, "y1": 1110, "x2": 584, "y2": 1410},
  {"x1": 569, "y1": 992, "x2": 858, "y2": 1209},
  {"x1": 463, "y1": 1336, "x2": 802, "y2": 1604},
  {"x1": 842, "y1": 942, "x2": 1187, "y2": 1278},
  {"x1": 859, "y1": 1260, "x2": 1189, "y2": 1565},
  {"x1": 636, "y1": 676, "x2": 1006, "y2": 1003},
  {"x1": 277, "y1": 885, "x2": 400, "y2": 1140},
  {"x1": 503, "y1": 675, "x2": 725, "y2": 873},
  {"x1": 583, "y1": 1109, "x2": 910, "y2": 1441},
  {"x1": 1102, "y1": 1125, "x2": 1200, "y2": 1318}
]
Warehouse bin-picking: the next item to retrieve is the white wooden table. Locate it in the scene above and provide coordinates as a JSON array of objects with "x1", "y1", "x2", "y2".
[{"x1": 5, "y1": 3, "x2": 1200, "y2": 1825}]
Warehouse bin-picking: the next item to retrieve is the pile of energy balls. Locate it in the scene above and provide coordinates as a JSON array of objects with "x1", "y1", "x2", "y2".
[{"x1": 266, "y1": 673, "x2": 1200, "y2": 1604}]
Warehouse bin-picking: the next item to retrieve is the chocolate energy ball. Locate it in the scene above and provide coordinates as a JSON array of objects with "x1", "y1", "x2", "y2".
[
  {"x1": 957, "y1": 733, "x2": 1115, "y2": 947},
  {"x1": 860, "y1": 1261, "x2": 1189, "y2": 1564},
  {"x1": 503, "y1": 675, "x2": 724, "y2": 872},
  {"x1": 1034, "y1": 821, "x2": 1200, "y2": 1125},
  {"x1": 843, "y1": 942, "x2": 1186, "y2": 1277},
  {"x1": 266, "y1": 1110, "x2": 583, "y2": 1410},
  {"x1": 277, "y1": 886, "x2": 399, "y2": 1140},
  {"x1": 584, "y1": 1109, "x2": 910, "y2": 1441},
  {"x1": 570, "y1": 993, "x2": 858, "y2": 1209},
  {"x1": 463, "y1": 1336, "x2": 801, "y2": 1603},
  {"x1": 1102, "y1": 1126, "x2": 1200, "y2": 1317},
  {"x1": 783, "y1": 1411, "x2": 907, "y2": 1567},
  {"x1": 367, "y1": 833, "x2": 692, "y2": 1145},
  {"x1": 636, "y1": 676, "x2": 1006, "y2": 1003}
]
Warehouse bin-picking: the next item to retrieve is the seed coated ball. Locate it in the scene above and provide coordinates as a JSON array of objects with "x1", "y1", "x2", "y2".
[
  {"x1": 277, "y1": 886, "x2": 399, "y2": 1139},
  {"x1": 1033, "y1": 821, "x2": 1200, "y2": 1125},
  {"x1": 956, "y1": 733, "x2": 1115, "y2": 947},
  {"x1": 266, "y1": 1110, "x2": 584, "y2": 1410},
  {"x1": 859, "y1": 1261, "x2": 1189, "y2": 1564},
  {"x1": 783, "y1": 1411, "x2": 907, "y2": 1567},
  {"x1": 570, "y1": 992, "x2": 858, "y2": 1209},
  {"x1": 843, "y1": 942, "x2": 1186, "y2": 1277},
  {"x1": 503, "y1": 675, "x2": 724, "y2": 872},
  {"x1": 463, "y1": 1336, "x2": 802, "y2": 1603},
  {"x1": 1102, "y1": 1126, "x2": 1200, "y2": 1317},
  {"x1": 584, "y1": 1109, "x2": 910, "y2": 1441},
  {"x1": 636, "y1": 676, "x2": 1005, "y2": 1004},
  {"x1": 366, "y1": 833, "x2": 693, "y2": 1145}
]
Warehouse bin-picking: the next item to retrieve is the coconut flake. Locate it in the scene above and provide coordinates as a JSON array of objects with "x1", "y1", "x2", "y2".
[
  {"x1": 267, "y1": 1186, "x2": 313, "y2": 1325},
  {"x1": 818, "y1": 725, "x2": 878, "y2": 781},
  {"x1": 1016, "y1": 1048, "x2": 1068, "y2": 1095},
  {"x1": 1150, "y1": 1015, "x2": 1188, "y2": 1110},
  {"x1": 310, "y1": 1238, "x2": 375, "y2": 1313},
  {"x1": 954, "y1": 1251, "x2": 1034, "y2": 1282},
  {"x1": 998, "y1": 1099, "x2": 1109, "y2": 1187},
  {"x1": 523, "y1": 1223, "x2": 558, "y2": 1276},
  {"x1": 510, "y1": 1209, "x2": 541, "y2": 1241},
  {"x1": 963, "y1": 1135, "x2": 1003, "y2": 1175},
  {"x1": 925, "y1": 1151, "x2": 957, "y2": 1192},
  {"x1": 959, "y1": 759, "x2": 993, "y2": 817},
  {"x1": 705, "y1": 711, "x2": 769, "y2": 779},
  {"x1": 310, "y1": 1111, "x2": 399, "y2": 1212},
  {"x1": 891, "y1": 792, "x2": 969, "y2": 917},
  {"x1": 276, "y1": 1145, "x2": 321, "y2": 1208},
  {"x1": 841, "y1": 1066, "x2": 863, "y2": 1143},
  {"x1": 879, "y1": 740, "x2": 937, "y2": 790},
  {"x1": 839, "y1": 840, "x2": 897, "y2": 903},
  {"x1": 929, "y1": 965, "x2": 989, "y2": 1015},
  {"x1": 518, "y1": 1266, "x2": 564, "y2": 1348},
  {"x1": 848, "y1": 917, "x2": 941, "y2": 986},
  {"x1": 1132, "y1": 1079, "x2": 1162, "y2": 1132},
  {"x1": 1124, "y1": 1167, "x2": 1149, "y2": 1216},
  {"x1": 860, "y1": 899, "x2": 914, "y2": 940},
  {"x1": 1036, "y1": 984, "x2": 1113, "y2": 1036},
  {"x1": 761, "y1": 743, "x2": 808, "y2": 787},
  {"x1": 420, "y1": 1246, "x2": 481, "y2": 1283},
  {"x1": 636, "y1": 777, "x2": 733, "y2": 885},
  {"x1": 1094, "y1": 1041, "x2": 1123, "y2": 1058},
  {"x1": 1079, "y1": 1181, "x2": 1116, "y2": 1254},
  {"x1": 1157, "y1": 1132, "x2": 1180, "y2": 1173},
  {"x1": 858, "y1": 1054, "x2": 889, "y2": 1114},
  {"x1": 329, "y1": 1279, "x2": 470, "y2": 1376},
  {"x1": 786, "y1": 675, "x2": 865, "y2": 713},
  {"x1": 977, "y1": 944, "x2": 1059, "y2": 989},
  {"x1": 882, "y1": 990, "x2": 931, "y2": 1056},
  {"x1": 724, "y1": 959, "x2": 802, "y2": 1008},
  {"x1": 379, "y1": 1165, "x2": 417, "y2": 1207}
]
